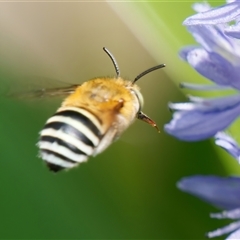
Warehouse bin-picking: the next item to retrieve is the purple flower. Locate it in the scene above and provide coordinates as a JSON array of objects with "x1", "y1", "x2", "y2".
[
  {"x1": 170, "y1": 3, "x2": 240, "y2": 239},
  {"x1": 164, "y1": 1, "x2": 240, "y2": 142},
  {"x1": 177, "y1": 175, "x2": 240, "y2": 239}
]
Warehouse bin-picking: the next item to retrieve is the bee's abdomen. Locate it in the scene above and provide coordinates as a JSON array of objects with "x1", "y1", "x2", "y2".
[{"x1": 38, "y1": 106, "x2": 103, "y2": 172}]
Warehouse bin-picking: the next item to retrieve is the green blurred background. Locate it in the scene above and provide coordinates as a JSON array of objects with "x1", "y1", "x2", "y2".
[{"x1": 0, "y1": 1, "x2": 237, "y2": 239}]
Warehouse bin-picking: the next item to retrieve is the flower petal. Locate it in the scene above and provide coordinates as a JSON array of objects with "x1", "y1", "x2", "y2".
[
  {"x1": 207, "y1": 220, "x2": 240, "y2": 238},
  {"x1": 183, "y1": 2, "x2": 240, "y2": 25},
  {"x1": 226, "y1": 227, "x2": 240, "y2": 240},
  {"x1": 192, "y1": 2, "x2": 211, "y2": 13},
  {"x1": 227, "y1": 1, "x2": 237, "y2": 3},
  {"x1": 179, "y1": 46, "x2": 200, "y2": 61},
  {"x1": 180, "y1": 82, "x2": 232, "y2": 91},
  {"x1": 165, "y1": 95, "x2": 240, "y2": 141},
  {"x1": 225, "y1": 24, "x2": 240, "y2": 39},
  {"x1": 215, "y1": 132, "x2": 240, "y2": 163},
  {"x1": 210, "y1": 208, "x2": 240, "y2": 219},
  {"x1": 187, "y1": 25, "x2": 240, "y2": 61},
  {"x1": 185, "y1": 48, "x2": 240, "y2": 88},
  {"x1": 177, "y1": 175, "x2": 240, "y2": 209},
  {"x1": 169, "y1": 94, "x2": 240, "y2": 112}
]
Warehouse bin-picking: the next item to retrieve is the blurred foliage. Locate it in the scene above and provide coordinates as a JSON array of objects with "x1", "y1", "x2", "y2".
[{"x1": 0, "y1": 1, "x2": 232, "y2": 239}]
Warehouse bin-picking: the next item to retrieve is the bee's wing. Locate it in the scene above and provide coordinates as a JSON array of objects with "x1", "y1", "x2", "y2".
[
  {"x1": 8, "y1": 84, "x2": 79, "y2": 99},
  {"x1": 2, "y1": 76, "x2": 79, "y2": 100}
]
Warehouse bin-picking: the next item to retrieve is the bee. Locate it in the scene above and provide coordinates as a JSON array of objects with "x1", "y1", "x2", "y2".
[{"x1": 37, "y1": 48, "x2": 165, "y2": 172}]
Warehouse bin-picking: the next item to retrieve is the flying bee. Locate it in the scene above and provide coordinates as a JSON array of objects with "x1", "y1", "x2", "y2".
[{"x1": 36, "y1": 47, "x2": 166, "y2": 172}]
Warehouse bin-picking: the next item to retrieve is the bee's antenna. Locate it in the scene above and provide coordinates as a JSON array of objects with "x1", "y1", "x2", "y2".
[
  {"x1": 132, "y1": 64, "x2": 166, "y2": 85},
  {"x1": 103, "y1": 47, "x2": 120, "y2": 78}
]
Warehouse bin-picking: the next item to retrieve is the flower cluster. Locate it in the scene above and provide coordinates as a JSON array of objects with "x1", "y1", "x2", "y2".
[
  {"x1": 165, "y1": 1, "x2": 240, "y2": 143},
  {"x1": 164, "y1": 1, "x2": 240, "y2": 239}
]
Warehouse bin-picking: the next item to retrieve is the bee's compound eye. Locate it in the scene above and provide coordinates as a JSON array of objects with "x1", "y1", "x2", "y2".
[{"x1": 131, "y1": 88, "x2": 144, "y2": 111}]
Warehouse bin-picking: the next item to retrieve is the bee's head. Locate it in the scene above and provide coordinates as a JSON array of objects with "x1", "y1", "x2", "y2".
[
  {"x1": 103, "y1": 46, "x2": 165, "y2": 113},
  {"x1": 103, "y1": 47, "x2": 164, "y2": 132}
]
